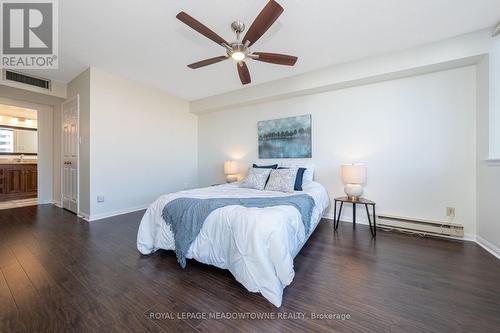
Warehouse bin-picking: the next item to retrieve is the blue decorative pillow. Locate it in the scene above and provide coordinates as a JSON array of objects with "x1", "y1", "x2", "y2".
[
  {"x1": 278, "y1": 167, "x2": 306, "y2": 191},
  {"x1": 294, "y1": 168, "x2": 306, "y2": 191},
  {"x1": 253, "y1": 163, "x2": 278, "y2": 169}
]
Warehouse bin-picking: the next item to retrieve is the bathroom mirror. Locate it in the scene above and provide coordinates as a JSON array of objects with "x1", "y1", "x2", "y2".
[{"x1": 0, "y1": 126, "x2": 38, "y2": 155}]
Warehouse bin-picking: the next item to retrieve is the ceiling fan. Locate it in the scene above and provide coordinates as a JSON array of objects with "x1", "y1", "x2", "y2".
[{"x1": 176, "y1": 0, "x2": 297, "y2": 85}]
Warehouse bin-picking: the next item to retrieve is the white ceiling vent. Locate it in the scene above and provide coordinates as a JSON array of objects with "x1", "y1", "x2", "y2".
[{"x1": 2, "y1": 70, "x2": 51, "y2": 90}]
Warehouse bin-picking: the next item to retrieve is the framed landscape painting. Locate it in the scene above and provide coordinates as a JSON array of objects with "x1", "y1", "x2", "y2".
[{"x1": 258, "y1": 115, "x2": 312, "y2": 158}]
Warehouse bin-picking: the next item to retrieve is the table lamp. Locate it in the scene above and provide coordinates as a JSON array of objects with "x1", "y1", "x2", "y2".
[
  {"x1": 224, "y1": 160, "x2": 238, "y2": 183},
  {"x1": 341, "y1": 163, "x2": 367, "y2": 201}
]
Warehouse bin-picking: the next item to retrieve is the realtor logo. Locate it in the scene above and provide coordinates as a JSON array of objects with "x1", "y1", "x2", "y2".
[{"x1": 1, "y1": 0, "x2": 58, "y2": 69}]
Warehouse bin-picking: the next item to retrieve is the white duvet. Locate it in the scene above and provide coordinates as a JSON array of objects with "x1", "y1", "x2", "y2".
[{"x1": 137, "y1": 181, "x2": 329, "y2": 307}]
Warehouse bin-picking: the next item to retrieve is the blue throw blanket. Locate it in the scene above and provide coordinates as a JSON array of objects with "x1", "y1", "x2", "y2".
[{"x1": 162, "y1": 195, "x2": 316, "y2": 268}]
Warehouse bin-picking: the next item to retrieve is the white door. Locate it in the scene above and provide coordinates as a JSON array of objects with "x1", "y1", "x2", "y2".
[{"x1": 61, "y1": 96, "x2": 79, "y2": 213}]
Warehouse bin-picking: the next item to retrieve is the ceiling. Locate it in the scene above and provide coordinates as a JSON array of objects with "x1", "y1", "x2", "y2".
[{"x1": 26, "y1": 0, "x2": 500, "y2": 100}]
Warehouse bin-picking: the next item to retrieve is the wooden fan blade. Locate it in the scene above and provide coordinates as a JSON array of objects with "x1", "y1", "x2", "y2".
[
  {"x1": 252, "y1": 52, "x2": 297, "y2": 66},
  {"x1": 176, "y1": 11, "x2": 228, "y2": 46},
  {"x1": 187, "y1": 56, "x2": 228, "y2": 69},
  {"x1": 243, "y1": 0, "x2": 283, "y2": 47},
  {"x1": 237, "y1": 62, "x2": 251, "y2": 85}
]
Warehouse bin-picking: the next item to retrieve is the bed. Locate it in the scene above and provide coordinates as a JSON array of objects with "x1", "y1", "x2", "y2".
[{"x1": 137, "y1": 181, "x2": 330, "y2": 307}]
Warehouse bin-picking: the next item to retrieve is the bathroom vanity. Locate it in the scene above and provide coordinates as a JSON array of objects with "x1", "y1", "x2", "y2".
[{"x1": 0, "y1": 162, "x2": 37, "y2": 201}]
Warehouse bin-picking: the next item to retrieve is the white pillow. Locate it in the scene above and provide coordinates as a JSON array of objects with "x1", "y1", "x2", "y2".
[
  {"x1": 265, "y1": 168, "x2": 297, "y2": 193},
  {"x1": 302, "y1": 165, "x2": 315, "y2": 184},
  {"x1": 240, "y1": 167, "x2": 271, "y2": 190},
  {"x1": 279, "y1": 163, "x2": 315, "y2": 184}
]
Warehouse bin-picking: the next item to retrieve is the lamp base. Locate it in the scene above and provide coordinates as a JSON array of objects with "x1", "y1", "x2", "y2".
[
  {"x1": 344, "y1": 184, "x2": 363, "y2": 201},
  {"x1": 226, "y1": 174, "x2": 238, "y2": 183}
]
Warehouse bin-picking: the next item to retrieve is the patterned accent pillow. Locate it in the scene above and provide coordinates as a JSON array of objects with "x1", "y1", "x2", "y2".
[
  {"x1": 278, "y1": 167, "x2": 306, "y2": 191},
  {"x1": 240, "y1": 167, "x2": 272, "y2": 190},
  {"x1": 265, "y1": 168, "x2": 297, "y2": 193},
  {"x1": 279, "y1": 163, "x2": 315, "y2": 184}
]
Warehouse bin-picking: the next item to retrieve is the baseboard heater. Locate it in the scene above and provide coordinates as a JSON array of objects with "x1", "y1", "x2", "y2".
[{"x1": 376, "y1": 214, "x2": 464, "y2": 237}]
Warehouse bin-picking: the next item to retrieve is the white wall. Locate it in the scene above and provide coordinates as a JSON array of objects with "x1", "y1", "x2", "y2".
[
  {"x1": 489, "y1": 35, "x2": 500, "y2": 158},
  {"x1": 198, "y1": 67, "x2": 477, "y2": 235},
  {"x1": 36, "y1": 105, "x2": 54, "y2": 204},
  {"x1": 87, "y1": 68, "x2": 198, "y2": 219},
  {"x1": 476, "y1": 57, "x2": 500, "y2": 257}
]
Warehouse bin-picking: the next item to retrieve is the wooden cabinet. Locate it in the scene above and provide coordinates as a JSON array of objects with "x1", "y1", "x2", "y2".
[
  {"x1": 0, "y1": 164, "x2": 37, "y2": 201},
  {"x1": 25, "y1": 167, "x2": 38, "y2": 194},
  {"x1": 5, "y1": 167, "x2": 25, "y2": 195}
]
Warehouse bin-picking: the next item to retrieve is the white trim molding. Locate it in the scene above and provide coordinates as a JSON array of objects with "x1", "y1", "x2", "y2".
[
  {"x1": 83, "y1": 204, "x2": 149, "y2": 222},
  {"x1": 38, "y1": 199, "x2": 54, "y2": 205},
  {"x1": 322, "y1": 213, "x2": 370, "y2": 226},
  {"x1": 476, "y1": 236, "x2": 500, "y2": 260},
  {"x1": 78, "y1": 211, "x2": 90, "y2": 220}
]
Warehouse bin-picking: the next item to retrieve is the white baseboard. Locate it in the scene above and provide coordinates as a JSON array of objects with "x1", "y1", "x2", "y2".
[
  {"x1": 322, "y1": 213, "x2": 370, "y2": 225},
  {"x1": 52, "y1": 200, "x2": 62, "y2": 208},
  {"x1": 37, "y1": 199, "x2": 53, "y2": 205},
  {"x1": 476, "y1": 235, "x2": 500, "y2": 260},
  {"x1": 78, "y1": 211, "x2": 90, "y2": 220},
  {"x1": 83, "y1": 204, "x2": 149, "y2": 222}
]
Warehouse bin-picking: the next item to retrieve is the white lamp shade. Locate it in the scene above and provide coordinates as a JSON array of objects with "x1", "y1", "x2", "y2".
[
  {"x1": 341, "y1": 164, "x2": 367, "y2": 184},
  {"x1": 224, "y1": 160, "x2": 238, "y2": 175}
]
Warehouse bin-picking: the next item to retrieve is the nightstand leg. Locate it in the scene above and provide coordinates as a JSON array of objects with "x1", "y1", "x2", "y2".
[
  {"x1": 335, "y1": 202, "x2": 343, "y2": 230},
  {"x1": 352, "y1": 203, "x2": 356, "y2": 229},
  {"x1": 333, "y1": 201, "x2": 337, "y2": 231},
  {"x1": 373, "y1": 205, "x2": 377, "y2": 237},
  {"x1": 365, "y1": 204, "x2": 374, "y2": 237}
]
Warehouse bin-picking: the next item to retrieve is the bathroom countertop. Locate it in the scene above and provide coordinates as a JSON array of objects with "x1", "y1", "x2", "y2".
[{"x1": 0, "y1": 160, "x2": 38, "y2": 165}]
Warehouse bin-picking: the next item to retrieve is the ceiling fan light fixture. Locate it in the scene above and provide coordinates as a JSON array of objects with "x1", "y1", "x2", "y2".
[
  {"x1": 177, "y1": 0, "x2": 295, "y2": 85},
  {"x1": 231, "y1": 51, "x2": 246, "y2": 61}
]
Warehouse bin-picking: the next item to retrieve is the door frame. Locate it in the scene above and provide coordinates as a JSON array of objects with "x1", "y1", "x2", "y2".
[
  {"x1": 0, "y1": 97, "x2": 50, "y2": 203},
  {"x1": 60, "y1": 95, "x2": 79, "y2": 214}
]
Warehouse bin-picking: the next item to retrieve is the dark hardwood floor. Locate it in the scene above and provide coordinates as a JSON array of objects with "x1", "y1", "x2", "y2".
[{"x1": 0, "y1": 205, "x2": 499, "y2": 333}]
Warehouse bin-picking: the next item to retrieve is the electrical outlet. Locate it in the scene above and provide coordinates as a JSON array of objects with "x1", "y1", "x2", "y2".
[
  {"x1": 446, "y1": 207, "x2": 455, "y2": 218},
  {"x1": 97, "y1": 195, "x2": 105, "y2": 203}
]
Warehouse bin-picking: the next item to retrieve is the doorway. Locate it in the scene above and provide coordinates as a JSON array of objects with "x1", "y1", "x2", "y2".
[{"x1": 0, "y1": 103, "x2": 38, "y2": 209}]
